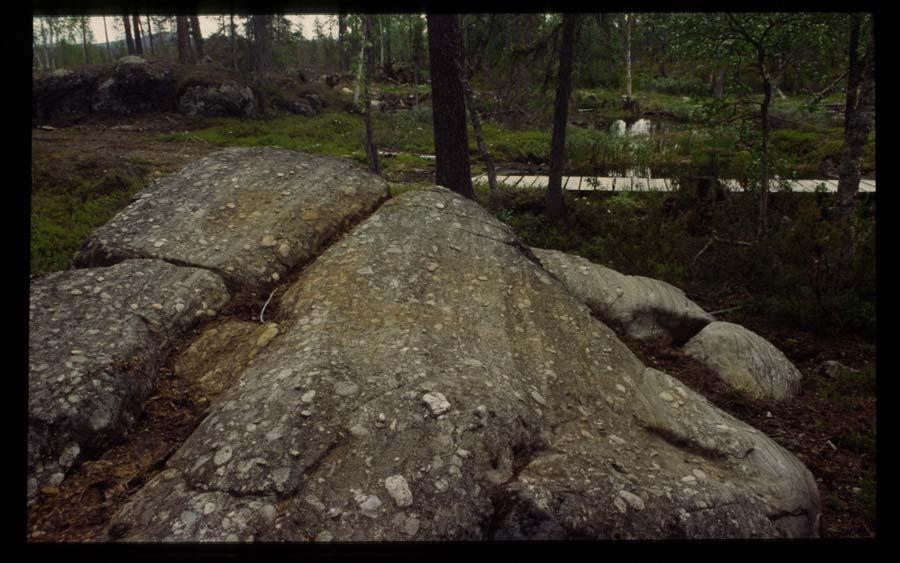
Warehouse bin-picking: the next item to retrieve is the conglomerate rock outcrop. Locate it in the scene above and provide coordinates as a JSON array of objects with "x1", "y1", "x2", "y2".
[{"x1": 102, "y1": 186, "x2": 820, "y2": 541}]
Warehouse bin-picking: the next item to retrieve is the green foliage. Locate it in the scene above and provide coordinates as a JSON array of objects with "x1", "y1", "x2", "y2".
[
  {"x1": 31, "y1": 171, "x2": 146, "y2": 276},
  {"x1": 492, "y1": 188, "x2": 876, "y2": 340}
]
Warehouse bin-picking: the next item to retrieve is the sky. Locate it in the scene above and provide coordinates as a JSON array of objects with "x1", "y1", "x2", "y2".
[{"x1": 80, "y1": 15, "x2": 336, "y2": 44}]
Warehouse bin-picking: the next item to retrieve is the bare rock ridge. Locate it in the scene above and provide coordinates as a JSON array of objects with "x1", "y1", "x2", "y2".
[
  {"x1": 104, "y1": 186, "x2": 820, "y2": 541},
  {"x1": 28, "y1": 148, "x2": 389, "y2": 503},
  {"x1": 33, "y1": 56, "x2": 325, "y2": 119},
  {"x1": 73, "y1": 146, "x2": 390, "y2": 300},
  {"x1": 533, "y1": 247, "x2": 803, "y2": 402}
]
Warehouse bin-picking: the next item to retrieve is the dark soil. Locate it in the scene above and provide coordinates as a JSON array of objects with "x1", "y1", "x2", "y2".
[{"x1": 32, "y1": 112, "x2": 218, "y2": 195}]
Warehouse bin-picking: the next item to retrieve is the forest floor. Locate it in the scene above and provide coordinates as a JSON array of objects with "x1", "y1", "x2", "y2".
[{"x1": 28, "y1": 108, "x2": 876, "y2": 540}]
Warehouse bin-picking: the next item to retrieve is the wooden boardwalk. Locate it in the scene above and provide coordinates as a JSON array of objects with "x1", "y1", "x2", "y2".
[{"x1": 471, "y1": 174, "x2": 876, "y2": 193}]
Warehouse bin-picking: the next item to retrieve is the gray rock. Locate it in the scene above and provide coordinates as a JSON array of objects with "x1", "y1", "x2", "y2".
[
  {"x1": 682, "y1": 322, "x2": 803, "y2": 401},
  {"x1": 28, "y1": 259, "x2": 229, "y2": 500},
  {"x1": 108, "y1": 187, "x2": 819, "y2": 541},
  {"x1": 73, "y1": 147, "x2": 390, "y2": 299},
  {"x1": 32, "y1": 67, "x2": 100, "y2": 119},
  {"x1": 177, "y1": 81, "x2": 257, "y2": 118},
  {"x1": 533, "y1": 248, "x2": 713, "y2": 345},
  {"x1": 91, "y1": 56, "x2": 177, "y2": 115},
  {"x1": 817, "y1": 360, "x2": 858, "y2": 379}
]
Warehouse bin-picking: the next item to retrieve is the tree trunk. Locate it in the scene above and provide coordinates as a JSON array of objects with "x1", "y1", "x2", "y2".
[
  {"x1": 39, "y1": 18, "x2": 49, "y2": 69},
  {"x1": 454, "y1": 16, "x2": 497, "y2": 202},
  {"x1": 354, "y1": 24, "x2": 365, "y2": 106},
  {"x1": 190, "y1": 15, "x2": 205, "y2": 59},
  {"x1": 363, "y1": 15, "x2": 381, "y2": 175},
  {"x1": 102, "y1": 16, "x2": 112, "y2": 61},
  {"x1": 81, "y1": 17, "x2": 89, "y2": 65},
  {"x1": 625, "y1": 14, "x2": 633, "y2": 101},
  {"x1": 413, "y1": 17, "x2": 422, "y2": 91},
  {"x1": 146, "y1": 16, "x2": 155, "y2": 55},
  {"x1": 837, "y1": 25, "x2": 875, "y2": 209},
  {"x1": 133, "y1": 15, "x2": 145, "y2": 54},
  {"x1": 366, "y1": 18, "x2": 376, "y2": 80},
  {"x1": 338, "y1": 15, "x2": 346, "y2": 73},
  {"x1": 427, "y1": 14, "x2": 474, "y2": 199},
  {"x1": 176, "y1": 16, "x2": 190, "y2": 64},
  {"x1": 48, "y1": 19, "x2": 56, "y2": 69},
  {"x1": 547, "y1": 14, "x2": 578, "y2": 220},
  {"x1": 252, "y1": 16, "x2": 272, "y2": 115},
  {"x1": 385, "y1": 17, "x2": 392, "y2": 67},
  {"x1": 123, "y1": 15, "x2": 135, "y2": 55},
  {"x1": 713, "y1": 65, "x2": 726, "y2": 99},
  {"x1": 134, "y1": 15, "x2": 145, "y2": 55},
  {"x1": 379, "y1": 16, "x2": 385, "y2": 70},
  {"x1": 758, "y1": 71, "x2": 773, "y2": 238},
  {"x1": 230, "y1": 13, "x2": 238, "y2": 72}
]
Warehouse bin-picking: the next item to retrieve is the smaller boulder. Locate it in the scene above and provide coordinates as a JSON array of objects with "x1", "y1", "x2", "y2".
[
  {"x1": 533, "y1": 248, "x2": 713, "y2": 345},
  {"x1": 682, "y1": 321, "x2": 803, "y2": 401},
  {"x1": 177, "y1": 80, "x2": 256, "y2": 118},
  {"x1": 817, "y1": 360, "x2": 859, "y2": 379},
  {"x1": 92, "y1": 56, "x2": 177, "y2": 115},
  {"x1": 32, "y1": 67, "x2": 100, "y2": 119}
]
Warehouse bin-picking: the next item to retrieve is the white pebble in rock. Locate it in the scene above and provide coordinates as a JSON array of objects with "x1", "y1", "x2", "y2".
[
  {"x1": 384, "y1": 475, "x2": 414, "y2": 507},
  {"x1": 422, "y1": 392, "x2": 451, "y2": 415},
  {"x1": 214, "y1": 445, "x2": 233, "y2": 466},
  {"x1": 618, "y1": 490, "x2": 645, "y2": 511},
  {"x1": 359, "y1": 495, "x2": 383, "y2": 516}
]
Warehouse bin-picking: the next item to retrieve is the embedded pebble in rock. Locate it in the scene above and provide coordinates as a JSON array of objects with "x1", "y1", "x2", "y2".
[
  {"x1": 384, "y1": 475, "x2": 414, "y2": 507},
  {"x1": 422, "y1": 392, "x2": 451, "y2": 415},
  {"x1": 334, "y1": 381, "x2": 359, "y2": 396},
  {"x1": 359, "y1": 495, "x2": 383, "y2": 516},
  {"x1": 619, "y1": 490, "x2": 646, "y2": 511},
  {"x1": 107, "y1": 187, "x2": 820, "y2": 541},
  {"x1": 214, "y1": 446, "x2": 233, "y2": 466},
  {"x1": 28, "y1": 259, "x2": 229, "y2": 502},
  {"x1": 73, "y1": 147, "x2": 390, "y2": 299},
  {"x1": 404, "y1": 517, "x2": 421, "y2": 536},
  {"x1": 530, "y1": 390, "x2": 548, "y2": 406}
]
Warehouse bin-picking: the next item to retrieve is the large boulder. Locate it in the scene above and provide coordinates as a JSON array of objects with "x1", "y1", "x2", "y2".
[
  {"x1": 533, "y1": 248, "x2": 713, "y2": 345},
  {"x1": 91, "y1": 56, "x2": 177, "y2": 115},
  {"x1": 73, "y1": 147, "x2": 390, "y2": 299},
  {"x1": 682, "y1": 322, "x2": 803, "y2": 401},
  {"x1": 28, "y1": 259, "x2": 230, "y2": 501},
  {"x1": 107, "y1": 187, "x2": 818, "y2": 541},
  {"x1": 177, "y1": 80, "x2": 257, "y2": 118},
  {"x1": 32, "y1": 67, "x2": 101, "y2": 119}
]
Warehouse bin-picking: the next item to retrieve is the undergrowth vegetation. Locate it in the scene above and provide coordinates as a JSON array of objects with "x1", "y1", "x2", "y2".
[
  {"x1": 31, "y1": 166, "x2": 147, "y2": 276},
  {"x1": 484, "y1": 185, "x2": 876, "y2": 340}
]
